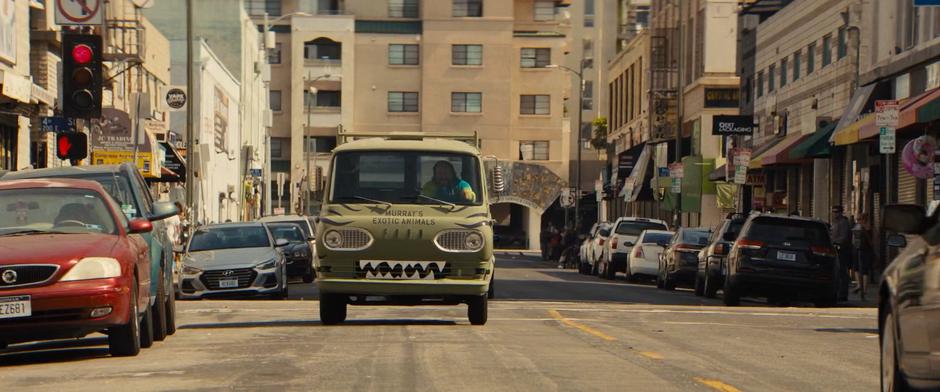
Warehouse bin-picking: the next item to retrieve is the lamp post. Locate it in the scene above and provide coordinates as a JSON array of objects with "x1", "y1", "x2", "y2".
[
  {"x1": 548, "y1": 60, "x2": 588, "y2": 232},
  {"x1": 303, "y1": 74, "x2": 331, "y2": 215}
]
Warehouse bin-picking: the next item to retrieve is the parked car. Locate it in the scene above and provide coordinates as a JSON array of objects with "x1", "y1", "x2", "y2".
[
  {"x1": 267, "y1": 222, "x2": 314, "y2": 283},
  {"x1": 626, "y1": 230, "x2": 674, "y2": 281},
  {"x1": 599, "y1": 217, "x2": 669, "y2": 280},
  {"x1": 258, "y1": 214, "x2": 316, "y2": 243},
  {"x1": 578, "y1": 223, "x2": 602, "y2": 274},
  {"x1": 877, "y1": 204, "x2": 940, "y2": 392},
  {"x1": 695, "y1": 215, "x2": 746, "y2": 298},
  {"x1": 584, "y1": 223, "x2": 612, "y2": 275},
  {"x1": 178, "y1": 223, "x2": 289, "y2": 299},
  {"x1": 0, "y1": 179, "x2": 155, "y2": 356},
  {"x1": 723, "y1": 214, "x2": 838, "y2": 307},
  {"x1": 2, "y1": 163, "x2": 179, "y2": 341},
  {"x1": 658, "y1": 227, "x2": 711, "y2": 290}
]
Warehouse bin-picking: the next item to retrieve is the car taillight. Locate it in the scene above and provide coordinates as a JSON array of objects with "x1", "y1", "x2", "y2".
[
  {"x1": 599, "y1": 238, "x2": 605, "y2": 246},
  {"x1": 611, "y1": 238, "x2": 618, "y2": 249},
  {"x1": 810, "y1": 245, "x2": 836, "y2": 257},
  {"x1": 714, "y1": 243, "x2": 728, "y2": 255},
  {"x1": 736, "y1": 239, "x2": 764, "y2": 250}
]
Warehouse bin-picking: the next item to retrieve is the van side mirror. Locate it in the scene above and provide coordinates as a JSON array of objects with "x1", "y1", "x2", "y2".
[
  {"x1": 883, "y1": 204, "x2": 929, "y2": 235},
  {"x1": 886, "y1": 234, "x2": 907, "y2": 248}
]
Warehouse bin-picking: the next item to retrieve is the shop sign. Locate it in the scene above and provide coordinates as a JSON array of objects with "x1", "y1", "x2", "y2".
[
  {"x1": 712, "y1": 115, "x2": 755, "y2": 136},
  {"x1": 902, "y1": 136, "x2": 937, "y2": 179},
  {"x1": 704, "y1": 88, "x2": 740, "y2": 108}
]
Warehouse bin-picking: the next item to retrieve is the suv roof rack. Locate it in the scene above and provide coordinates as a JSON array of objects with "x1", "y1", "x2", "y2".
[{"x1": 337, "y1": 130, "x2": 479, "y2": 146}]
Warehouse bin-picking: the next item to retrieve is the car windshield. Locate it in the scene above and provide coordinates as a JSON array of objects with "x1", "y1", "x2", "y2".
[
  {"x1": 0, "y1": 188, "x2": 117, "y2": 235},
  {"x1": 746, "y1": 218, "x2": 831, "y2": 247},
  {"x1": 284, "y1": 220, "x2": 313, "y2": 238},
  {"x1": 189, "y1": 226, "x2": 271, "y2": 251},
  {"x1": 269, "y1": 224, "x2": 305, "y2": 242},
  {"x1": 330, "y1": 151, "x2": 483, "y2": 206},
  {"x1": 726, "y1": 220, "x2": 745, "y2": 237},
  {"x1": 681, "y1": 229, "x2": 711, "y2": 245},
  {"x1": 615, "y1": 221, "x2": 668, "y2": 236},
  {"x1": 642, "y1": 232, "x2": 673, "y2": 245}
]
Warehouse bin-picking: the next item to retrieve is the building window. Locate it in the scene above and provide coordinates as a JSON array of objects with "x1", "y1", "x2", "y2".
[
  {"x1": 757, "y1": 71, "x2": 764, "y2": 97},
  {"x1": 521, "y1": 95, "x2": 550, "y2": 115},
  {"x1": 780, "y1": 58, "x2": 788, "y2": 88},
  {"x1": 582, "y1": 80, "x2": 593, "y2": 110},
  {"x1": 743, "y1": 76, "x2": 752, "y2": 104},
  {"x1": 389, "y1": 44, "x2": 419, "y2": 65},
  {"x1": 519, "y1": 141, "x2": 549, "y2": 160},
  {"x1": 534, "y1": 1, "x2": 555, "y2": 21},
  {"x1": 520, "y1": 48, "x2": 551, "y2": 68},
  {"x1": 584, "y1": 16, "x2": 595, "y2": 27},
  {"x1": 270, "y1": 90, "x2": 282, "y2": 111},
  {"x1": 807, "y1": 43, "x2": 816, "y2": 74},
  {"x1": 452, "y1": 92, "x2": 482, "y2": 113},
  {"x1": 315, "y1": 91, "x2": 341, "y2": 107},
  {"x1": 246, "y1": 0, "x2": 281, "y2": 16},
  {"x1": 271, "y1": 138, "x2": 285, "y2": 158},
  {"x1": 268, "y1": 43, "x2": 282, "y2": 65},
  {"x1": 453, "y1": 0, "x2": 482, "y2": 17},
  {"x1": 793, "y1": 50, "x2": 801, "y2": 81},
  {"x1": 768, "y1": 65, "x2": 775, "y2": 93},
  {"x1": 388, "y1": 92, "x2": 419, "y2": 112},
  {"x1": 452, "y1": 44, "x2": 483, "y2": 65},
  {"x1": 838, "y1": 27, "x2": 847, "y2": 59},
  {"x1": 584, "y1": 0, "x2": 595, "y2": 16},
  {"x1": 583, "y1": 38, "x2": 593, "y2": 54},
  {"x1": 305, "y1": 38, "x2": 341, "y2": 60},
  {"x1": 822, "y1": 34, "x2": 832, "y2": 67},
  {"x1": 389, "y1": 0, "x2": 419, "y2": 18},
  {"x1": 305, "y1": 136, "x2": 337, "y2": 153}
]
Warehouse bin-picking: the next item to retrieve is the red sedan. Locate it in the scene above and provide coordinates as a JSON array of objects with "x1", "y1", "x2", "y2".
[{"x1": 0, "y1": 179, "x2": 154, "y2": 357}]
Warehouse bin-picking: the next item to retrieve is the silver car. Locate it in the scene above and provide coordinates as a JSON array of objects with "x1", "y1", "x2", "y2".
[{"x1": 178, "y1": 223, "x2": 289, "y2": 300}]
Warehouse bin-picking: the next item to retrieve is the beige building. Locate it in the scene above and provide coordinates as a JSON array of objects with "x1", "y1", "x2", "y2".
[{"x1": 253, "y1": 0, "x2": 572, "y2": 249}]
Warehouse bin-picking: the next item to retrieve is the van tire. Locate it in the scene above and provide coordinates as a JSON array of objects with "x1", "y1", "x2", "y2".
[
  {"x1": 109, "y1": 278, "x2": 141, "y2": 357},
  {"x1": 319, "y1": 294, "x2": 347, "y2": 325},
  {"x1": 468, "y1": 295, "x2": 488, "y2": 325}
]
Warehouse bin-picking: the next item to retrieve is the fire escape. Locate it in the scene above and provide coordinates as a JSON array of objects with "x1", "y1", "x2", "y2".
[{"x1": 648, "y1": 2, "x2": 678, "y2": 144}]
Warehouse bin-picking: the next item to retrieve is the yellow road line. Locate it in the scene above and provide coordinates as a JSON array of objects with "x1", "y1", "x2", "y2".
[
  {"x1": 694, "y1": 377, "x2": 742, "y2": 392},
  {"x1": 547, "y1": 309, "x2": 616, "y2": 341},
  {"x1": 638, "y1": 351, "x2": 664, "y2": 360}
]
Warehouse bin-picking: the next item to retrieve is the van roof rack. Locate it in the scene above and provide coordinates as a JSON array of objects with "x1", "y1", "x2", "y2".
[{"x1": 337, "y1": 130, "x2": 479, "y2": 146}]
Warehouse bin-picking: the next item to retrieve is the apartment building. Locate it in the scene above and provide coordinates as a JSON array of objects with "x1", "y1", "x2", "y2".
[{"x1": 250, "y1": 0, "x2": 572, "y2": 249}]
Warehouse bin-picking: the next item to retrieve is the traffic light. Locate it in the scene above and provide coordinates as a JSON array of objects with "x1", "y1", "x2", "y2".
[
  {"x1": 62, "y1": 34, "x2": 103, "y2": 118},
  {"x1": 56, "y1": 132, "x2": 88, "y2": 161}
]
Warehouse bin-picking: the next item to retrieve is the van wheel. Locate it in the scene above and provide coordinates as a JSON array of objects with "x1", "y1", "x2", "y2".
[
  {"x1": 487, "y1": 278, "x2": 495, "y2": 299},
  {"x1": 152, "y1": 268, "x2": 168, "y2": 342},
  {"x1": 723, "y1": 277, "x2": 741, "y2": 306},
  {"x1": 468, "y1": 295, "x2": 488, "y2": 325},
  {"x1": 109, "y1": 278, "x2": 141, "y2": 357},
  {"x1": 319, "y1": 293, "x2": 347, "y2": 325}
]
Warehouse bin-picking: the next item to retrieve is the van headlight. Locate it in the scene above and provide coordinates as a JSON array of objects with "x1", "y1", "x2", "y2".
[
  {"x1": 435, "y1": 230, "x2": 485, "y2": 252},
  {"x1": 323, "y1": 230, "x2": 343, "y2": 248},
  {"x1": 322, "y1": 228, "x2": 372, "y2": 250},
  {"x1": 61, "y1": 257, "x2": 122, "y2": 282},
  {"x1": 465, "y1": 232, "x2": 484, "y2": 251}
]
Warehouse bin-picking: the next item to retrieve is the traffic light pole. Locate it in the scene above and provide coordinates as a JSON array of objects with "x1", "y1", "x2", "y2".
[{"x1": 185, "y1": 0, "x2": 196, "y2": 224}]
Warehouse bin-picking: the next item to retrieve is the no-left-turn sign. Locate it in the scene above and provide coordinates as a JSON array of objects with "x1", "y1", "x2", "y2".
[{"x1": 56, "y1": 0, "x2": 104, "y2": 25}]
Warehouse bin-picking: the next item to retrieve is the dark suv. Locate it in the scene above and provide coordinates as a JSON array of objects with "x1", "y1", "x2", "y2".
[
  {"x1": 1, "y1": 164, "x2": 180, "y2": 339},
  {"x1": 695, "y1": 215, "x2": 746, "y2": 298},
  {"x1": 724, "y1": 214, "x2": 838, "y2": 307}
]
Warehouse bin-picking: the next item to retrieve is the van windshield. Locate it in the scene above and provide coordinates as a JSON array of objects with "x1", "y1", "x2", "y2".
[{"x1": 330, "y1": 151, "x2": 483, "y2": 206}]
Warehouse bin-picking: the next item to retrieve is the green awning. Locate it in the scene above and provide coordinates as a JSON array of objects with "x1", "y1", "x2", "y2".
[
  {"x1": 789, "y1": 122, "x2": 837, "y2": 160},
  {"x1": 917, "y1": 95, "x2": 940, "y2": 124}
]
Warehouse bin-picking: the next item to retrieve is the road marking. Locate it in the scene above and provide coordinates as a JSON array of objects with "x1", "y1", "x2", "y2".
[
  {"x1": 638, "y1": 351, "x2": 664, "y2": 360},
  {"x1": 548, "y1": 309, "x2": 616, "y2": 341},
  {"x1": 694, "y1": 377, "x2": 742, "y2": 392}
]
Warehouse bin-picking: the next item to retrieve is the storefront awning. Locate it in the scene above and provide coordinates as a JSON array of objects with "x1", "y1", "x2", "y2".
[
  {"x1": 916, "y1": 89, "x2": 940, "y2": 123},
  {"x1": 907, "y1": 87, "x2": 940, "y2": 125},
  {"x1": 747, "y1": 136, "x2": 785, "y2": 169},
  {"x1": 760, "y1": 133, "x2": 811, "y2": 167},
  {"x1": 852, "y1": 87, "x2": 940, "y2": 143},
  {"x1": 831, "y1": 83, "x2": 877, "y2": 145},
  {"x1": 149, "y1": 142, "x2": 187, "y2": 183},
  {"x1": 833, "y1": 114, "x2": 875, "y2": 146},
  {"x1": 789, "y1": 122, "x2": 837, "y2": 160},
  {"x1": 621, "y1": 144, "x2": 652, "y2": 202}
]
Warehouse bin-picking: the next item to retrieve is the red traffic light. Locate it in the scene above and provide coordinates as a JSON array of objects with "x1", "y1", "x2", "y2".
[{"x1": 71, "y1": 44, "x2": 93, "y2": 65}]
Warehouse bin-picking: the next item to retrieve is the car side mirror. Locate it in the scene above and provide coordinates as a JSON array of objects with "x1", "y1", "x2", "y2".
[
  {"x1": 150, "y1": 201, "x2": 180, "y2": 221},
  {"x1": 883, "y1": 204, "x2": 930, "y2": 235},
  {"x1": 886, "y1": 234, "x2": 907, "y2": 248},
  {"x1": 275, "y1": 238, "x2": 290, "y2": 247},
  {"x1": 128, "y1": 218, "x2": 153, "y2": 234}
]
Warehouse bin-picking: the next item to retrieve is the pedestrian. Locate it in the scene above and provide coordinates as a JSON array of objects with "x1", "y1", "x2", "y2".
[
  {"x1": 851, "y1": 213, "x2": 874, "y2": 301},
  {"x1": 540, "y1": 225, "x2": 553, "y2": 261},
  {"x1": 830, "y1": 206, "x2": 852, "y2": 301},
  {"x1": 548, "y1": 227, "x2": 562, "y2": 262}
]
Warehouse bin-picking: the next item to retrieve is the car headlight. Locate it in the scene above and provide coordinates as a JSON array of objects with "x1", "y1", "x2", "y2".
[
  {"x1": 465, "y1": 232, "x2": 484, "y2": 251},
  {"x1": 181, "y1": 265, "x2": 202, "y2": 275},
  {"x1": 293, "y1": 249, "x2": 306, "y2": 257},
  {"x1": 323, "y1": 230, "x2": 343, "y2": 249},
  {"x1": 61, "y1": 257, "x2": 122, "y2": 282},
  {"x1": 256, "y1": 259, "x2": 277, "y2": 270}
]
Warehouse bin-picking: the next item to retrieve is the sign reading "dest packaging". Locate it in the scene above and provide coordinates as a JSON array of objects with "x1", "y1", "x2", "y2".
[{"x1": 712, "y1": 115, "x2": 755, "y2": 136}]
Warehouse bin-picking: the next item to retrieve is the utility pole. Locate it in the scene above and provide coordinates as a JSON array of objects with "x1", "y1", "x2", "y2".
[
  {"x1": 185, "y1": 0, "x2": 196, "y2": 224},
  {"x1": 673, "y1": 1, "x2": 684, "y2": 229}
]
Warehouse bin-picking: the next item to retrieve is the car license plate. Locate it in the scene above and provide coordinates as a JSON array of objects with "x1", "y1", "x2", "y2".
[
  {"x1": 218, "y1": 278, "x2": 239, "y2": 288},
  {"x1": 777, "y1": 251, "x2": 797, "y2": 261},
  {"x1": 0, "y1": 295, "x2": 31, "y2": 319}
]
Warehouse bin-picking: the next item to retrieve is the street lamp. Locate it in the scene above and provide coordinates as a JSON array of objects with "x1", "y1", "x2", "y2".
[
  {"x1": 302, "y1": 74, "x2": 332, "y2": 215},
  {"x1": 547, "y1": 60, "x2": 588, "y2": 232}
]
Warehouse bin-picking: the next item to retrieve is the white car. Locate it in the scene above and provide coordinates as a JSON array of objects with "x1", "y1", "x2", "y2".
[
  {"x1": 580, "y1": 222, "x2": 610, "y2": 275},
  {"x1": 626, "y1": 230, "x2": 674, "y2": 281},
  {"x1": 598, "y1": 217, "x2": 670, "y2": 280}
]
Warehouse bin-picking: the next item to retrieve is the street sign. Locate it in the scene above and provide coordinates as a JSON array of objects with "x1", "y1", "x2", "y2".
[
  {"x1": 40, "y1": 117, "x2": 76, "y2": 133},
  {"x1": 668, "y1": 162, "x2": 684, "y2": 179},
  {"x1": 160, "y1": 86, "x2": 187, "y2": 112},
  {"x1": 670, "y1": 178, "x2": 681, "y2": 194},
  {"x1": 880, "y1": 127, "x2": 897, "y2": 154},
  {"x1": 734, "y1": 165, "x2": 747, "y2": 185},
  {"x1": 55, "y1": 0, "x2": 104, "y2": 25},
  {"x1": 875, "y1": 100, "x2": 900, "y2": 127}
]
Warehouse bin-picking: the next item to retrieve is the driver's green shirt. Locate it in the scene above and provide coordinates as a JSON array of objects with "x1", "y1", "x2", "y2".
[{"x1": 421, "y1": 180, "x2": 476, "y2": 203}]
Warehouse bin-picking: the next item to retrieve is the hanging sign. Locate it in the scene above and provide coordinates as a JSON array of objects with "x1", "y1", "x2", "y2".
[{"x1": 902, "y1": 136, "x2": 937, "y2": 179}]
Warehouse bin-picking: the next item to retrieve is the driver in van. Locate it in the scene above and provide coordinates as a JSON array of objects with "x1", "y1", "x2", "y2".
[{"x1": 421, "y1": 160, "x2": 476, "y2": 203}]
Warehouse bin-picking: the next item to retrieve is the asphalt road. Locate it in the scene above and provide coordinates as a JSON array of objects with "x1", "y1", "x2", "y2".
[{"x1": 0, "y1": 254, "x2": 880, "y2": 392}]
